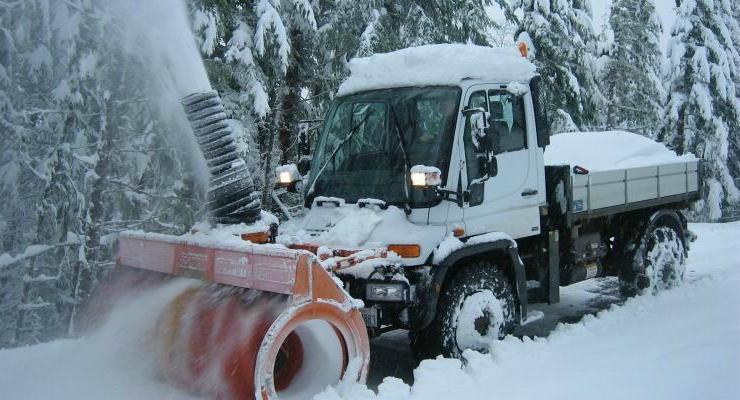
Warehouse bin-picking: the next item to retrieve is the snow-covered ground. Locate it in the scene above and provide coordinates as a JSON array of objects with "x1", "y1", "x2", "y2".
[
  {"x1": 1, "y1": 222, "x2": 739, "y2": 399},
  {"x1": 345, "y1": 222, "x2": 740, "y2": 400}
]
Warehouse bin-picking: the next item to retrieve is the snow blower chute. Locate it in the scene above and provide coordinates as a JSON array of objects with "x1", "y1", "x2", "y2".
[{"x1": 109, "y1": 91, "x2": 370, "y2": 400}]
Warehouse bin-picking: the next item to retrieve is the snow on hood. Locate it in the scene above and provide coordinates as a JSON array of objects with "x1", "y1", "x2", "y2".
[
  {"x1": 306, "y1": 206, "x2": 383, "y2": 247},
  {"x1": 278, "y1": 204, "x2": 446, "y2": 262},
  {"x1": 544, "y1": 131, "x2": 698, "y2": 172},
  {"x1": 337, "y1": 44, "x2": 537, "y2": 96}
]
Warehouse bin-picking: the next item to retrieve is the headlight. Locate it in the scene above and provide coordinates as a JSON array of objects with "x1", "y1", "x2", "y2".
[
  {"x1": 275, "y1": 164, "x2": 301, "y2": 187},
  {"x1": 278, "y1": 171, "x2": 293, "y2": 184},
  {"x1": 410, "y1": 165, "x2": 442, "y2": 188},
  {"x1": 365, "y1": 282, "x2": 408, "y2": 302}
]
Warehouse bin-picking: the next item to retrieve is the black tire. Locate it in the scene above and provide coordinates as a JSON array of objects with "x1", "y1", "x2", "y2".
[
  {"x1": 619, "y1": 223, "x2": 686, "y2": 296},
  {"x1": 411, "y1": 260, "x2": 517, "y2": 360}
]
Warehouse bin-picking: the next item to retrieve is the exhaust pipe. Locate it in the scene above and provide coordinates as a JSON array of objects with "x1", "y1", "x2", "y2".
[{"x1": 181, "y1": 91, "x2": 261, "y2": 224}]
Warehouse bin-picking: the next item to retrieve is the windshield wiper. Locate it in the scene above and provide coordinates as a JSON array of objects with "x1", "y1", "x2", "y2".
[
  {"x1": 306, "y1": 109, "x2": 374, "y2": 197},
  {"x1": 390, "y1": 108, "x2": 413, "y2": 215}
]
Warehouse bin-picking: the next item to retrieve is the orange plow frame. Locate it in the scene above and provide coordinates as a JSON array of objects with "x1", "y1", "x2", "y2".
[{"x1": 117, "y1": 232, "x2": 370, "y2": 399}]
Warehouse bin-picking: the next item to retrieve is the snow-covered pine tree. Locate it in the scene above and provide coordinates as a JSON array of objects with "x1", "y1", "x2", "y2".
[
  {"x1": 0, "y1": 0, "x2": 202, "y2": 347},
  {"x1": 598, "y1": 0, "x2": 664, "y2": 136},
  {"x1": 724, "y1": 0, "x2": 740, "y2": 214},
  {"x1": 190, "y1": 0, "x2": 318, "y2": 209},
  {"x1": 250, "y1": 0, "x2": 317, "y2": 208},
  {"x1": 0, "y1": 0, "x2": 96, "y2": 344},
  {"x1": 357, "y1": 0, "x2": 495, "y2": 54},
  {"x1": 312, "y1": 0, "x2": 377, "y2": 86},
  {"x1": 410, "y1": 0, "x2": 493, "y2": 46},
  {"x1": 515, "y1": 0, "x2": 605, "y2": 133},
  {"x1": 662, "y1": 0, "x2": 740, "y2": 221},
  {"x1": 487, "y1": 0, "x2": 520, "y2": 46}
]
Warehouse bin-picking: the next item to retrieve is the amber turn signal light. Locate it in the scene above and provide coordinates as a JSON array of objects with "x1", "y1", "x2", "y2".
[
  {"x1": 517, "y1": 41, "x2": 528, "y2": 58},
  {"x1": 387, "y1": 244, "x2": 421, "y2": 258},
  {"x1": 241, "y1": 230, "x2": 270, "y2": 244}
]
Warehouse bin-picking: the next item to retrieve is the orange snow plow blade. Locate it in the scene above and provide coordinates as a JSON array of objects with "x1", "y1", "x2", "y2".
[{"x1": 115, "y1": 232, "x2": 370, "y2": 400}]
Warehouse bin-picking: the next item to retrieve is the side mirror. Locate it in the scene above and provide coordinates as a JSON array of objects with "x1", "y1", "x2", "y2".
[
  {"x1": 276, "y1": 163, "x2": 302, "y2": 193},
  {"x1": 476, "y1": 154, "x2": 498, "y2": 179},
  {"x1": 410, "y1": 165, "x2": 442, "y2": 188},
  {"x1": 468, "y1": 155, "x2": 497, "y2": 206},
  {"x1": 529, "y1": 76, "x2": 551, "y2": 148}
]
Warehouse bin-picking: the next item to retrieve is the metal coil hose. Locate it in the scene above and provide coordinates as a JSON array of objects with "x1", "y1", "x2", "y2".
[{"x1": 181, "y1": 91, "x2": 261, "y2": 224}]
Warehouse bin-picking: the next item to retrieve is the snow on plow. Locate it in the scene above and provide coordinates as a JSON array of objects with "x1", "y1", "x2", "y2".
[{"x1": 115, "y1": 232, "x2": 370, "y2": 400}]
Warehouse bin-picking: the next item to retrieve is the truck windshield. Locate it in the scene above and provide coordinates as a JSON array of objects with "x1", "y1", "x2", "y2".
[{"x1": 306, "y1": 86, "x2": 460, "y2": 207}]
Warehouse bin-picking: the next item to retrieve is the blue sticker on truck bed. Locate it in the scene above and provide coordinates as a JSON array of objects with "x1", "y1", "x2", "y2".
[{"x1": 574, "y1": 199, "x2": 584, "y2": 212}]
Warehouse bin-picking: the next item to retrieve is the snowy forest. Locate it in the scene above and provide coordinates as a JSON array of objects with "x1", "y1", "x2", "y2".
[{"x1": 0, "y1": 0, "x2": 739, "y2": 349}]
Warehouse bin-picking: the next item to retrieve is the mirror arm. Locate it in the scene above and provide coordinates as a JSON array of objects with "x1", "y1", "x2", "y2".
[{"x1": 435, "y1": 187, "x2": 469, "y2": 207}]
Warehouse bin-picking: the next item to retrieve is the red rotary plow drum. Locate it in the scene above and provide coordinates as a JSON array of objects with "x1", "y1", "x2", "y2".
[{"x1": 116, "y1": 232, "x2": 370, "y2": 400}]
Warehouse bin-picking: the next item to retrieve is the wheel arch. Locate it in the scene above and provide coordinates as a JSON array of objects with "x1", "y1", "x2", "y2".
[
  {"x1": 611, "y1": 206, "x2": 688, "y2": 255},
  {"x1": 414, "y1": 240, "x2": 527, "y2": 331},
  {"x1": 640, "y1": 208, "x2": 688, "y2": 256}
]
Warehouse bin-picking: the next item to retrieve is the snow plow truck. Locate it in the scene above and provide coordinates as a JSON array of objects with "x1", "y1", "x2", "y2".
[{"x1": 102, "y1": 44, "x2": 700, "y2": 400}]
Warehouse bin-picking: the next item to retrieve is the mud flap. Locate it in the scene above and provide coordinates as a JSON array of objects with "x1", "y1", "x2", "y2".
[
  {"x1": 507, "y1": 246, "x2": 528, "y2": 322},
  {"x1": 547, "y1": 230, "x2": 560, "y2": 304}
]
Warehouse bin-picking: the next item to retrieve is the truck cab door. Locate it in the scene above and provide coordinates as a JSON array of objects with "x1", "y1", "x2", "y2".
[{"x1": 461, "y1": 84, "x2": 543, "y2": 239}]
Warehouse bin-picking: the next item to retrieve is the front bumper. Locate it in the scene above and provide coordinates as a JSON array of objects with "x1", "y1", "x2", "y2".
[{"x1": 336, "y1": 265, "x2": 429, "y2": 334}]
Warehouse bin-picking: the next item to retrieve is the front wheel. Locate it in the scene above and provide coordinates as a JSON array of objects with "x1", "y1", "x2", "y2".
[
  {"x1": 411, "y1": 260, "x2": 517, "y2": 359},
  {"x1": 620, "y1": 224, "x2": 686, "y2": 296}
]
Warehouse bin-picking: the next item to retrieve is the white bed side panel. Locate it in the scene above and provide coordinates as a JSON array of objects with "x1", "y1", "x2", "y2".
[
  {"x1": 569, "y1": 160, "x2": 698, "y2": 215},
  {"x1": 659, "y1": 163, "x2": 688, "y2": 197},
  {"x1": 589, "y1": 170, "x2": 625, "y2": 209},
  {"x1": 687, "y1": 161, "x2": 699, "y2": 192},
  {"x1": 626, "y1": 166, "x2": 658, "y2": 203}
]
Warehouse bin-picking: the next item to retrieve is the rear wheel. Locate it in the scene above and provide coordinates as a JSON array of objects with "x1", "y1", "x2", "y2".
[
  {"x1": 411, "y1": 260, "x2": 517, "y2": 359},
  {"x1": 619, "y1": 223, "x2": 686, "y2": 296}
]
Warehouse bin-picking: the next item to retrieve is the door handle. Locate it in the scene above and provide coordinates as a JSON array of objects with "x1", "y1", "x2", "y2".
[{"x1": 521, "y1": 189, "x2": 538, "y2": 197}]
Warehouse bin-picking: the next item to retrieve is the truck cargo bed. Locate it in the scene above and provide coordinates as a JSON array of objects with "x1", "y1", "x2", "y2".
[{"x1": 546, "y1": 160, "x2": 700, "y2": 222}]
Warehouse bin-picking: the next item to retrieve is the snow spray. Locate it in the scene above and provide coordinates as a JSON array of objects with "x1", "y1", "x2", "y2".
[
  {"x1": 106, "y1": 0, "x2": 214, "y2": 186},
  {"x1": 109, "y1": 0, "x2": 211, "y2": 97}
]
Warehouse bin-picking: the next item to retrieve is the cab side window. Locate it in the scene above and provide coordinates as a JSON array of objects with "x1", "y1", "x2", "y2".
[{"x1": 487, "y1": 90, "x2": 527, "y2": 153}]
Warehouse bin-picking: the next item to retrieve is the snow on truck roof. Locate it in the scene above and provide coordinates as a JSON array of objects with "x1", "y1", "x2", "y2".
[
  {"x1": 545, "y1": 131, "x2": 697, "y2": 172},
  {"x1": 337, "y1": 44, "x2": 537, "y2": 96}
]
